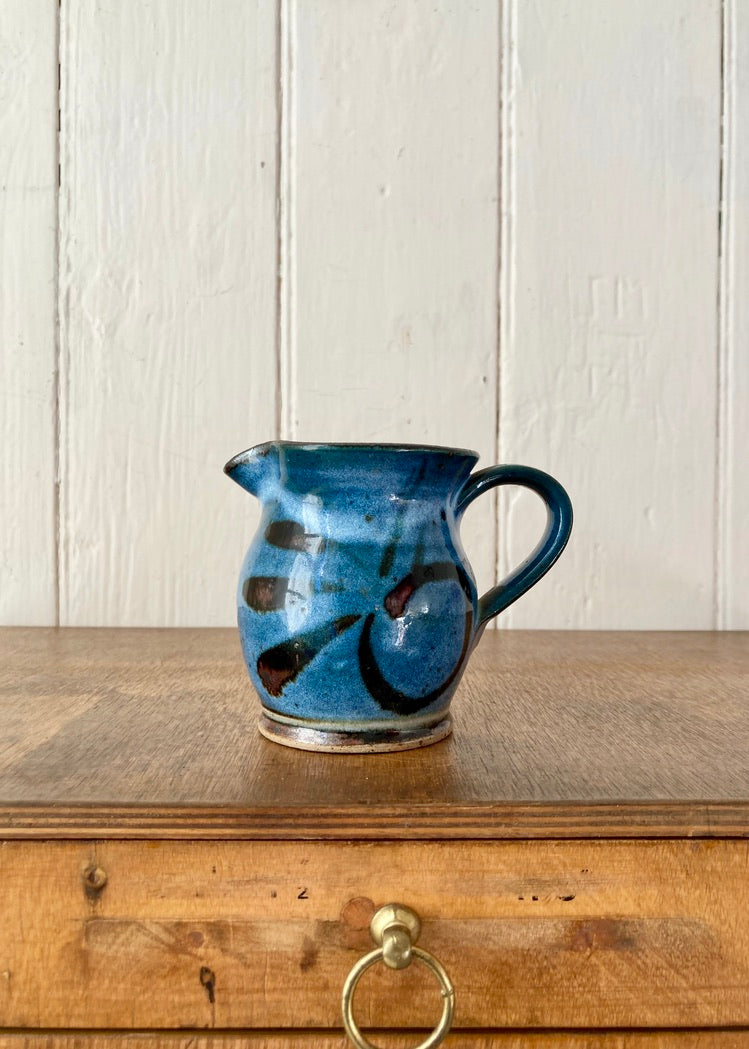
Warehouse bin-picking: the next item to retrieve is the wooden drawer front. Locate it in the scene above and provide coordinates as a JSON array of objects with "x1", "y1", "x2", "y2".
[{"x1": 1, "y1": 840, "x2": 748, "y2": 1029}]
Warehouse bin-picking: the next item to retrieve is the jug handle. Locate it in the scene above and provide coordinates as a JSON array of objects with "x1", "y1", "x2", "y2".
[{"x1": 455, "y1": 465, "x2": 573, "y2": 630}]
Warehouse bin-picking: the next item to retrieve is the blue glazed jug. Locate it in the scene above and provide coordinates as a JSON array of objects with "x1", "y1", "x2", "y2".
[{"x1": 225, "y1": 442, "x2": 572, "y2": 753}]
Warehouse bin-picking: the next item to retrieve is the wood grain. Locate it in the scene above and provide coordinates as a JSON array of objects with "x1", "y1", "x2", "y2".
[
  {"x1": 0, "y1": 629, "x2": 747, "y2": 838},
  {"x1": 57, "y1": 0, "x2": 277, "y2": 627},
  {"x1": 0, "y1": 1034, "x2": 746, "y2": 1048},
  {"x1": 499, "y1": 1, "x2": 722, "y2": 629},
  {"x1": 720, "y1": 1, "x2": 749, "y2": 628},
  {"x1": 2, "y1": 839, "x2": 749, "y2": 1029},
  {"x1": 286, "y1": 0, "x2": 500, "y2": 594},
  {"x1": 0, "y1": 1, "x2": 58, "y2": 624}
]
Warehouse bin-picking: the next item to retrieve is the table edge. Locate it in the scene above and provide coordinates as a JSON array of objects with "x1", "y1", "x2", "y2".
[{"x1": 1, "y1": 800, "x2": 747, "y2": 840}]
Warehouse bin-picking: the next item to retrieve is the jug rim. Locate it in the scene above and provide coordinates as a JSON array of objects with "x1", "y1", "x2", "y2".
[{"x1": 225, "y1": 440, "x2": 479, "y2": 473}]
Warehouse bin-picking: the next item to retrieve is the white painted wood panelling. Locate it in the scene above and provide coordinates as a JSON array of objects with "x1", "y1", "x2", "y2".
[
  {"x1": 498, "y1": 0, "x2": 723, "y2": 629},
  {"x1": 58, "y1": 0, "x2": 277, "y2": 625},
  {"x1": 0, "y1": 1, "x2": 58, "y2": 624},
  {"x1": 2, "y1": 0, "x2": 746, "y2": 629},
  {"x1": 720, "y1": 0, "x2": 749, "y2": 629},
  {"x1": 287, "y1": 0, "x2": 500, "y2": 593}
]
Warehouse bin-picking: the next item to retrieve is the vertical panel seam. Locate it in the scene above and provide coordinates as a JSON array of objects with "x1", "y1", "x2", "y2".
[
  {"x1": 56, "y1": 0, "x2": 75, "y2": 627},
  {"x1": 717, "y1": 0, "x2": 734, "y2": 630},
  {"x1": 273, "y1": 0, "x2": 283, "y2": 441},
  {"x1": 492, "y1": 0, "x2": 502, "y2": 618},
  {"x1": 497, "y1": 0, "x2": 516, "y2": 628},
  {"x1": 52, "y1": 0, "x2": 63, "y2": 627},
  {"x1": 278, "y1": 0, "x2": 296, "y2": 441}
]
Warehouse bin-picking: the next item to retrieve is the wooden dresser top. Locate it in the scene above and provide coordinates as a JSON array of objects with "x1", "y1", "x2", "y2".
[{"x1": 1, "y1": 628, "x2": 747, "y2": 840}]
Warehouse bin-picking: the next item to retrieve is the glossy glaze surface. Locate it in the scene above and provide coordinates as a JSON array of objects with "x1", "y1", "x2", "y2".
[{"x1": 225, "y1": 442, "x2": 572, "y2": 748}]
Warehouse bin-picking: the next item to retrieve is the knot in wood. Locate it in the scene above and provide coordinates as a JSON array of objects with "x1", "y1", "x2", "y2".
[{"x1": 83, "y1": 865, "x2": 108, "y2": 895}]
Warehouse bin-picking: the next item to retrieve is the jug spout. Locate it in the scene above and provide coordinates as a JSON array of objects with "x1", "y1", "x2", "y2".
[{"x1": 224, "y1": 442, "x2": 280, "y2": 499}]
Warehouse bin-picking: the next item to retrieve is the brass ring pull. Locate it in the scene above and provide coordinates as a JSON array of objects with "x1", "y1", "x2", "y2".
[{"x1": 341, "y1": 904, "x2": 455, "y2": 1049}]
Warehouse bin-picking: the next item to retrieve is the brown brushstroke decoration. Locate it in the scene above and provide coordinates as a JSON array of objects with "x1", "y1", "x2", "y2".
[{"x1": 257, "y1": 614, "x2": 361, "y2": 696}]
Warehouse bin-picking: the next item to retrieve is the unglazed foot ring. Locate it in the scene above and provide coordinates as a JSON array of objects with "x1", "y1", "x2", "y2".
[{"x1": 258, "y1": 713, "x2": 453, "y2": 753}]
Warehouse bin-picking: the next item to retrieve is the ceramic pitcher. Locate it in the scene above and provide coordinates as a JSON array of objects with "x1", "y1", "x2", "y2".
[{"x1": 225, "y1": 442, "x2": 572, "y2": 752}]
